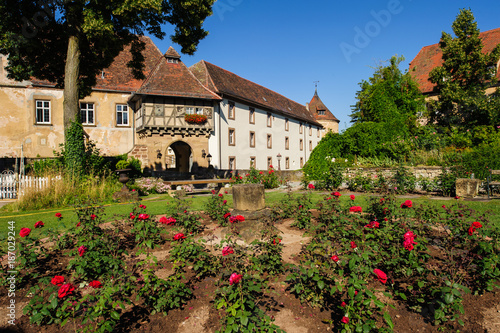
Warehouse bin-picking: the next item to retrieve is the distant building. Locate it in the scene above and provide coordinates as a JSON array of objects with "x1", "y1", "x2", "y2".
[
  {"x1": 0, "y1": 37, "x2": 338, "y2": 174},
  {"x1": 410, "y1": 27, "x2": 500, "y2": 98},
  {"x1": 306, "y1": 89, "x2": 339, "y2": 133}
]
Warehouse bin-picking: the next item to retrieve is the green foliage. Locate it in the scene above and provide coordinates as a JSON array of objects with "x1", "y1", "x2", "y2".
[
  {"x1": 393, "y1": 165, "x2": 416, "y2": 194},
  {"x1": 429, "y1": 8, "x2": 500, "y2": 128},
  {"x1": 204, "y1": 191, "x2": 230, "y2": 226},
  {"x1": 62, "y1": 120, "x2": 86, "y2": 177},
  {"x1": 128, "y1": 205, "x2": 164, "y2": 250},
  {"x1": 351, "y1": 55, "x2": 425, "y2": 134},
  {"x1": 115, "y1": 154, "x2": 142, "y2": 178}
]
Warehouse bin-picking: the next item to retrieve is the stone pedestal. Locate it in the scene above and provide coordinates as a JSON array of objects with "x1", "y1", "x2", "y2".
[
  {"x1": 232, "y1": 184, "x2": 265, "y2": 211},
  {"x1": 225, "y1": 184, "x2": 268, "y2": 243},
  {"x1": 455, "y1": 178, "x2": 481, "y2": 198}
]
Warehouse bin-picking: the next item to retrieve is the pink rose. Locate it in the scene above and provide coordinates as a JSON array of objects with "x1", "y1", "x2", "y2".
[
  {"x1": 222, "y1": 246, "x2": 234, "y2": 256},
  {"x1": 78, "y1": 245, "x2": 87, "y2": 257},
  {"x1": 229, "y1": 273, "x2": 242, "y2": 285}
]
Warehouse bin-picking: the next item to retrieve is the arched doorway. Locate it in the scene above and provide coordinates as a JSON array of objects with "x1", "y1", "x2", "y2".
[{"x1": 166, "y1": 141, "x2": 192, "y2": 173}]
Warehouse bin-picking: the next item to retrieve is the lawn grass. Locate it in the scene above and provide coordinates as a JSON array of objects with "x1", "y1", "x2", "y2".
[{"x1": 1, "y1": 190, "x2": 499, "y2": 255}]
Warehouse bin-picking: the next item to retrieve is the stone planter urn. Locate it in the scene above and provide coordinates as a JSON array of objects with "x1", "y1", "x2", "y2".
[
  {"x1": 113, "y1": 169, "x2": 139, "y2": 202},
  {"x1": 116, "y1": 169, "x2": 131, "y2": 191}
]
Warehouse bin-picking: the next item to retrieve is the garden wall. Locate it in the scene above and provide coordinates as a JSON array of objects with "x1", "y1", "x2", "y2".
[{"x1": 344, "y1": 166, "x2": 444, "y2": 180}]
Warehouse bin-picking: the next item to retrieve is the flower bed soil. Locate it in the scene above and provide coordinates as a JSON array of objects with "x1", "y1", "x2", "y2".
[{"x1": 1, "y1": 212, "x2": 500, "y2": 333}]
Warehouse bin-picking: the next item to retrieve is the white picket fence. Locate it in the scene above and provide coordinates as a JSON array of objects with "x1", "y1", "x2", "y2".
[{"x1": 0, "y1": 173, "x2": 60, "y2": 199}]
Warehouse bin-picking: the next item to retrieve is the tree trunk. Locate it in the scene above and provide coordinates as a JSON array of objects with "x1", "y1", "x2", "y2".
[{"x1": 63, "y1": 34, "x2": 80, "y2": 129}]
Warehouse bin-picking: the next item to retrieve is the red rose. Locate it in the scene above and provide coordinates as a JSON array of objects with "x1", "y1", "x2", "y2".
[
  {"x1": 137, "y1": 213, "x2": 149, "y2": 220},
  {"x1": 333, "y1": 192, "x2": 341, "y2": 197},
  {"x1": 34, "y1": 221, "x2": 44, "y2": 228},
  {"x1": 223, "y1": 212, "x2": 231, "y2": 219},
  {"x1": 373, "y1": 269, "x2": 387, "y2": 284},
  {"x1": 403, "y1": 230, "x2": 417, "y2": 251},
  {"x1": 229, "y1": 273, "x2": 242, "y2": 285},
  {"x1": 400, "y1": 200, "x2": 413, "y2": 208},
  {"x1": 76, "y1": 222, "x2": 81, "y2": 227},
  {"x1": 78, "y1": 245, "x2": 87, "y2": 257},
  {"x1": 51, "y1": 275, "x2": 65, "y2": 287},
  {"x1": 349, "y1": 206, "x2": 362, "y2": 213},
  {"x1": 308, "y1": 184, "x2": 315, "y2": 189},
  {"x1": 222, "y1": 246, "x2": 234, "y2": 256},
  {"x1": 173, "y1": 233, "x2": 186, "y2": 241},
  {"x1": 273, "y1": 238, "x2": 282, "y2": 245},
  {"x1": 20, "y1": 227, "x2": 31, "y2": 238},
  {"x1": 341, "y1": 301, "x2": 347, "y2": 307},
  {"x1": 89, "y1": 280, "x2": 102, "y2": 289},
  {"x1": 365, "y1": 220, "x2": 380, "y2": 228},
  {"x1": 350, "y1": 195, "x2": 355, "y2": 200},
  {"x1": 350, "y1": 241, "x2": 357, "y2": 249},
  {"x1": 139, "y1": 204, "x2": 146, "y2": 209},
  {"x1": 223, "y1": 200, "x2": 227, "y2": 205},
  {"x1": 472, "y1": 221, "x2": 482, "y2": 228},
  {"x1": 331, "y1": 255, "x2": 340, "y2": 262},
  {"x1": 211, "y1": 190, "x2": 216, "y2": 194},
  {"x1": 218, "y1": 193, "x2": 223, "y2": 197},
  {"x1": 58, "y1": 283, "x2": 75, "y2": 298},
  {"x1": 90, "y1": 214, "x2": 97, "y2": 220},
  {"x1": 55, "y1": 212, "x2": 62, "y2": 218},
  {"x1": 341, "y1": 316, "x2": 349, "y2": 324},
  {"x1": 159, "y1": 216, "x2": 167, "y2": 224}
]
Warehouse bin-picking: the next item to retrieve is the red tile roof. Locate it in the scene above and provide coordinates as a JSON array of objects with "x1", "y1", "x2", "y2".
[
  {"x1": 190, "y1": 60, "x2": 322, "y2": 126},
  {"x1": 308, "y1": 90, "x2": 339, "y2": 122},
  {"x1": 135, "y1": 49, "x2": 221, "y2": 100},
  {"x1": 31, "y1": 36, "x2": 163, "y2": 92},
  {"x1": 410, "y1": 27, "x2": 500, "y2": 94}
]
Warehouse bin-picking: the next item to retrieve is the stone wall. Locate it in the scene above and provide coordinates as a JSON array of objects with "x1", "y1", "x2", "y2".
[{"x1": 344, "y1": 166, "x2": 444, "y2": 180}]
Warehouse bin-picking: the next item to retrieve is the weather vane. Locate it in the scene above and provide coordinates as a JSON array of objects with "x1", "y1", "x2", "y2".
[{"x1": 313, "y1": 81, "x2": 319, "y2": 89}]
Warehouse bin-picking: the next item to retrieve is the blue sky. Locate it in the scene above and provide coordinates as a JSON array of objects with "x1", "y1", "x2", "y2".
[{"x1": 148, "y1": 0, "x2": 500, "y2": 132}]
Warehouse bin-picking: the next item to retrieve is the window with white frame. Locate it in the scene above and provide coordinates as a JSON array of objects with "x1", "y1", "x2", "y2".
[
  {"x1": 250, "y1": 156, "x2": 256, "y2": 168},
  {"x1": 267, "y1": 113, "x2": 272, "y2": 127},
  {"x1": 116, "y1": 104, "x2": 129, "y2": 126},
  {"x1": 309, "y1": 140, "x2": 312, "y2": 151},
  {"x1": 249, "y1": 107, "x2": 255, "y2": 124},
  {"x1": 300, "y1": 157, "x2": 304, "y2": 168},
  {"x1": 195, "y1": 107, "x2": 204, "y2": 115},
  {"x1": 299, "y1": 122, "x2": 303, "y2": 134},
  {"x1": 309, "y1": 125, "x2": 312, "y2": 136},
  {"x1": 186, "y1": 107, "x2": 194, "y2": 114},
  {"x1": 228, "y1": 101, "x2": 235, "y2": 119},
  {"x1": 267, "y1": 157, "x2": 272, "y2": 168},
  {"x1": 300, "y1": 139, "x2": 303, "y2": 151},
  {"x1": 229, "y1": 156, "x2": 236, "y2": 170},
  {"x1": 267, "y1": 134, "x2": 272, "y2": 148},
  {"x1": 35, "y1": 100, "x2": 51, "y2": 124},
  {"x1": 229, "y1": 128, "x2": 236, "y2": 146},
  {"x1": 285, "y1": 118, "x2": 289, "y2": 131},
  {"x1": 249, "y1": 131, "x2": 255, "y2": 147},
  {"x1": 285, "y1": 136, "x2": 289, "y2": 150},
  {"x1": 80, "y1": 102, "x2": 95, "y2": 125},
  {"x1": 285, "y1": 157, "x2": 290, "y2": 169}
]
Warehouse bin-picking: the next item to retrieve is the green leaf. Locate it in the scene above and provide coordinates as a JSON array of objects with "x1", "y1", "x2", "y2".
[
  {"x1": 384, "y1": 311, "x2": 394, "y2": 330},
  {"x1": 240, "y1": 316, "x2": 248, "y2": 326},
  {"x1": 110, "y1": 311, "x2": 120, "y2": 320},
  {"x1": 317, "y1": 280, "x2": 325, "y2": 290}
]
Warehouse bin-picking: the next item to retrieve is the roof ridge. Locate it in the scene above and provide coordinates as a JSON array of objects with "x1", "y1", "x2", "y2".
[
  {"x1": 183, "y1": 60, "x2": 221, "y2": 100},
  {"x1": 202, "y1": 61, "x2": 307, "y2": 109}
]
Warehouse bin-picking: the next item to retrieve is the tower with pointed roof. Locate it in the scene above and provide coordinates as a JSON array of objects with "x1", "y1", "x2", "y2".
[{"x1": 307, "y1": 88, "x2": 339, "y2": 134}]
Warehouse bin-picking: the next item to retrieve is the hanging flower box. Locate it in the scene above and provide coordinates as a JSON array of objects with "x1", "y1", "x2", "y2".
[{"x1": 185, "y1": 114, "x2": 207, "y2": 124}]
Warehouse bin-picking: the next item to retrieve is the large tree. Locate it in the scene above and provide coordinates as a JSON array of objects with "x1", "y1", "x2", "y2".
[
  {"x1": 429, "y1": 8, "x2": 500, "y2": 128},
  {"x1": 0, "y1": 0, "x2": 215, "y2": 172},
  {"x1": 350, "y1": 55, "x2": 424, "y2": 134}
]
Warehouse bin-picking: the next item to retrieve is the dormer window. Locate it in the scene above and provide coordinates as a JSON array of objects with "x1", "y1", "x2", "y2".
[
  {"x1": 318, "y1": 110, "x2": 325, "y2": 115},
  {"x1": 167, "y1": 58, "x2": 178, "y2": 64}
]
